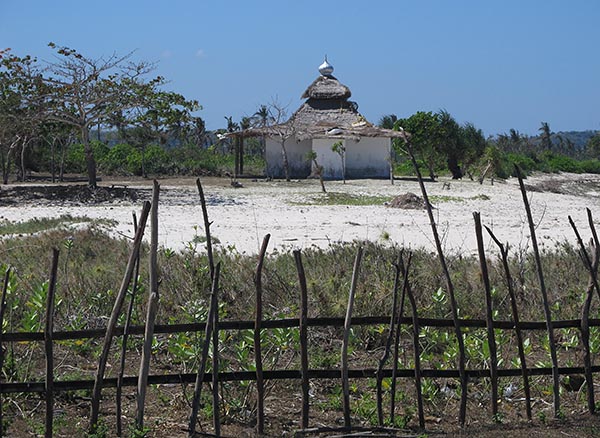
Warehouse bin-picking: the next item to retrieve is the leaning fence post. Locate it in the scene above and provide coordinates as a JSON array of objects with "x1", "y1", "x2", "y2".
[
  {"x1": 342, "y1": 246, "x2": 363, "y2": 428},
  {"x1": 376, "y1": 254, "x2": 402, "y2": 426},
  {"x1": 189, "y1": 262, "x2": 221, "y2": 437},
  {"x1": 473, "y1": 212, "x2": 499, "y2": 416},
  {"x1": 90, "y1": 201, "x2": 151, "y2": 432},
  {"x1": 0, "y1": 267, "x2": 11, "y2": 438},
  {"x1": 212, "y1": 271, "x2": 221, "y2": 437},
  {"x1": 406, "y1": 141, "x2": 468, "y2": 425},
  {"x1": 293, "y1": 250, "x2": 310, "y2": 429},
  {"x1": 136, "y1": 181, "x2": 160, "y2": 431},
  {"x1": 400, "y1": 252, "x2": 425, "y2": 429},
  {"x1": 485, "y1": 226, "x2": 532, "y2": 420},
  {"x1": 45, "y1": 248, "x2": 59, "y2": 438},
  {"x1": 116, "y1": 212, "x2": 142, "y2": 436},
  {"x1": 254, "y1": 234, "x2": 270, "y2": 434},
  {"x1": 568, "y1": 213, "x2": 598, "y2": 414},
  {"x1": 390, "y1": 254, "x2": 408, "y2": 424},
  {"x1": 515, "y1": 166, "x2": 560, "y2": 417}
]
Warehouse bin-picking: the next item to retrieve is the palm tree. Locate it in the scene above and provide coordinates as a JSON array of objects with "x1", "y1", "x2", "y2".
[
  {"x1": 539, "y1": 122, "x2": 552, "y2": 150},
  {"x1": 378, "y1": 114, "x2": 398, "y2": 129}
]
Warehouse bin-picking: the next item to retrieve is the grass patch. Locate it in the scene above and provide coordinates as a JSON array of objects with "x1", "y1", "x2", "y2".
[
  {"x1": 430, "y1": 194, "x2": 491, "y2": 203},
  {"x1": 292, "y1": 192, "x2": 391, "y2": 206},
  {"x1": 0, "y1": 214, "x2": 116, "y2": 235}
]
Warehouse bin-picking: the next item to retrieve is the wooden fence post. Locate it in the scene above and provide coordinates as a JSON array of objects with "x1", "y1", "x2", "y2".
[
  {"x1": 293, "y1": 250, "x2": 310, "y2": 429},
  {"x1": 116, "y1": 212, "x2": 142, "y2": 436},
  {"x1": 400, "y1": 252, "x2": 425, "y2": 429},
  {"x1": 473, "y1": 212, "x2": 499, "y2": 416},
  {"x1": 376, "y1": 255, "x2": 402, "y2": 426},
  {"x1": 485, "y1": 226, "x2": 532, "y2": 420},
  {"x1": 0, "y1": 267, "x2": 11, "y2": 438},
  {"x1": 212, "y1": 272, "x2": 221, "y2": 437},
  {"x1": 568, "y1": 212, "x2": 599, "y2": 414},
  {"x1": 390, "y1": 254, "x2": 408, "y2": 424},
  {"x1": 342, "y1": 246, "x2": 363, "y2": 428},
  {"x1": 189, "y1": 262, "x2": 221, "y2": 437},
  {"x1": 254, "y1": 234, "x2": 270, "y2": 434},
  {"x1": 136, "y1": 181, "x2": 160, "y2": 431},
  {"x1": 515, "y1": 166, "x2": 560, "y2": 417},
  {"x1": 90, "y1": 201, "x2": 151, "y2": 432},
  {"x1": 406, "y1": 142, "x2": 468, "y2": 426},
  {"x1": 45, "y1": 248, "x2": 59, "y2": 438}
]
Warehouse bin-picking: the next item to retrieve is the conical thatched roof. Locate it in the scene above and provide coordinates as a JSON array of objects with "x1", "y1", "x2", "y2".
[{"x1": 301, "y1": 75, "x2": 351, "y2": 100}]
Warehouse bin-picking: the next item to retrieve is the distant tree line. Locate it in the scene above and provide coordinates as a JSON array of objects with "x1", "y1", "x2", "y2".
[
  {"x1": 379, "y1": 111, "x2": 600, "y2": 181},
  {"x1": 3, "y1": 44, "x2": 600, "y2": 185}
]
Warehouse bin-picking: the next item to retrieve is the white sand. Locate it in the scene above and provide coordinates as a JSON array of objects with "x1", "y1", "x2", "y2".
[{"x1": 2, "y1": 173, "x2": 600, "y2": 256}]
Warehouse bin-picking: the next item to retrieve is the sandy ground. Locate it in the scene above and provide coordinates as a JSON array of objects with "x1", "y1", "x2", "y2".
[{"x1": 2, "y1": 173, "x2": 600, "y2": 256}]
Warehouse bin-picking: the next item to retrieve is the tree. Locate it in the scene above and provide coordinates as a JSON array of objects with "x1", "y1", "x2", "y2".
[
  {"x1": 437, "y1": 109, "x2": 464, "y2": 179},
  {"x1": 44, "y1": 43, "x2": 160, "y2": 187},
  {"x1": 331, "y1": 140, "x2": 346, "y2": 184},
  {"x1": 109, "y1": 82, "x2": 200, "y2": 178},
  {"x1": 460, "y1": 122, "x2": 487, "y2": 179},
  {"x1": 539, "y1": 121, "x2": 552, "y2": 150},
  {"x1": 395, "y1": 111, "x2": 442, "y2": 180},
  {"x1": 378, "y1": 114, "x2": 398, "y2": 130},
  {"x1": 0, "y1": 49, "x2": 47, "y2": 183},
  {"x1": 307, "y1": 150, "x2": 326, "y2": 193},
  {"x1": 586, "y1": 132, "x2": 600, "y2": 158}
]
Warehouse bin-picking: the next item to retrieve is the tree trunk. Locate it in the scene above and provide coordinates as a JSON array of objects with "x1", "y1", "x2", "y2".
[
  {"x1": 239, "y1": 137, "x2": 244, "y2": 175},
  {"x1": 234, "y1": 137, "x2": 240, "y2": 178},
  {"x1": 81, "y1": 126, "x2": 97, "y2": 188},
  {"x1": 281, "y1": 143, "x2": 290, "y2": 182},
  {"x1": 447, "y1": 156, "x2": 463, "y2": 179}
]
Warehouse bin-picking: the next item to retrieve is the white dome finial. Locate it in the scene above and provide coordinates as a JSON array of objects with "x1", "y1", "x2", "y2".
[{"x1": 319, "y1": 56, "x2": 334, "y2": 76}]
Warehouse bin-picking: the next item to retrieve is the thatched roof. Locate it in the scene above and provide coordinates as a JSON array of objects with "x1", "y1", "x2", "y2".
[
  {"x1": 301, "y1": 75, "x2": 351, "y2": 100},
  {"x1": 231, "y1": 63, "x2": 410, "y2": 142}
]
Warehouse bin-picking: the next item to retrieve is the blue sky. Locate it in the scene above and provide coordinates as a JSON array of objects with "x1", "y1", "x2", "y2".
[{"x1": 2, "y1": 1, "x2": 599, "y2": 136}]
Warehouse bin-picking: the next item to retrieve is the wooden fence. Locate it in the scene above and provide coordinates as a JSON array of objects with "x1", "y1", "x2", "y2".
[{"x1": 0, "y1": 162, "x2": 599, "y2": 437}]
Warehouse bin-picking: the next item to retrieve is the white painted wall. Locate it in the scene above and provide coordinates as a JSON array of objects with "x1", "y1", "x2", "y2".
[
  {"x1": 345, "y1": 137, "x2": 391, "y2": 178},
  {"x1": 265, "y1": 136, "x2": 391, "y2": 179},
  {"x1": 265, "y1": 137, "x2": 311, "y2": 178},
  {"x1": 312, "y1": 138, "x2": 344, "y2": 179}
]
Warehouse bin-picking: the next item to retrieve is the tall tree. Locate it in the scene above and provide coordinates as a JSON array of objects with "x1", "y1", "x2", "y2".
[
  {"x1": 539, "y1": 121, "x2": 552, "y2": 150},
  {"x1": 0, "y1": 49, "x2": 46, "y2": 183},
  {"x1": 396, "y1": 111, "x2": 442, "y2": 180},
  {"x1": 109, "y1": 83, "x2": 200, "y2": 178},
  {"x1": 378, "y1": 114, "x2": 398, "y2": 130},
  {"x1": 44, "y1": 43, "x2": 157, "y2": 187},
  {"x1": 437, "y1": 109, "x2": 464, "y2": 179}
]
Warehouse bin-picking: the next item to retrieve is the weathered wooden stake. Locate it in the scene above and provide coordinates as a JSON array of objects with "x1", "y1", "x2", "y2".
[
  {"x1": 390, "y1": 253, "x2": 408, "y2": 424},
  {"x1": 406, "y1": 141, "x2": 468, "y2": 425},
  {"x1": 293, "y1": 250, "x2": 310, "y2": 429},
  {"x1": 211, "y1": 273, "x2": 221, "y2": 436},
  {"x1": 196, "y1": 178, "x2": 215, "y2": 279},
  {"x1": 0, "y1": 267, "x2": 11, "y2": 438},
  {"x1": 376, "y1": 255, "x2": 402, "y2": 426},
  {"x1": 45, "y1": 248, "x2": 59, "y2": 438},
  {"x1": 485, "y1": 226, "x2": 532, "y2": 420},
  {"x1": 189, "y1": 263, "x2": 221, "y2": 437},
  {"x1": 473, "y1": 212, "x2": 499, "y2": 416},
  {"x1": 342, "y1": 246, "x2": 363, "y2": 428},
  {"x1": 116, "y1": 212, "x2": 142, "y2": 436},
  {"x1": 254, "y1": 234, "x2": 270, "y2": 434},
  {"x1": 136, "y1": 181, "x2": 160, "y2": 430},
  {"x1": 90, "y1": 200, "x2": 151, "y2": 432},
  {"x1": 515, "y1": 166, "x2": 560, "y2": 417},
  {"x1": 400, "y1": 252, "x2": 425, "y2": 429},
  {"x1": 568, "y1": 212, "x2": 598, "y2": 414}
]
